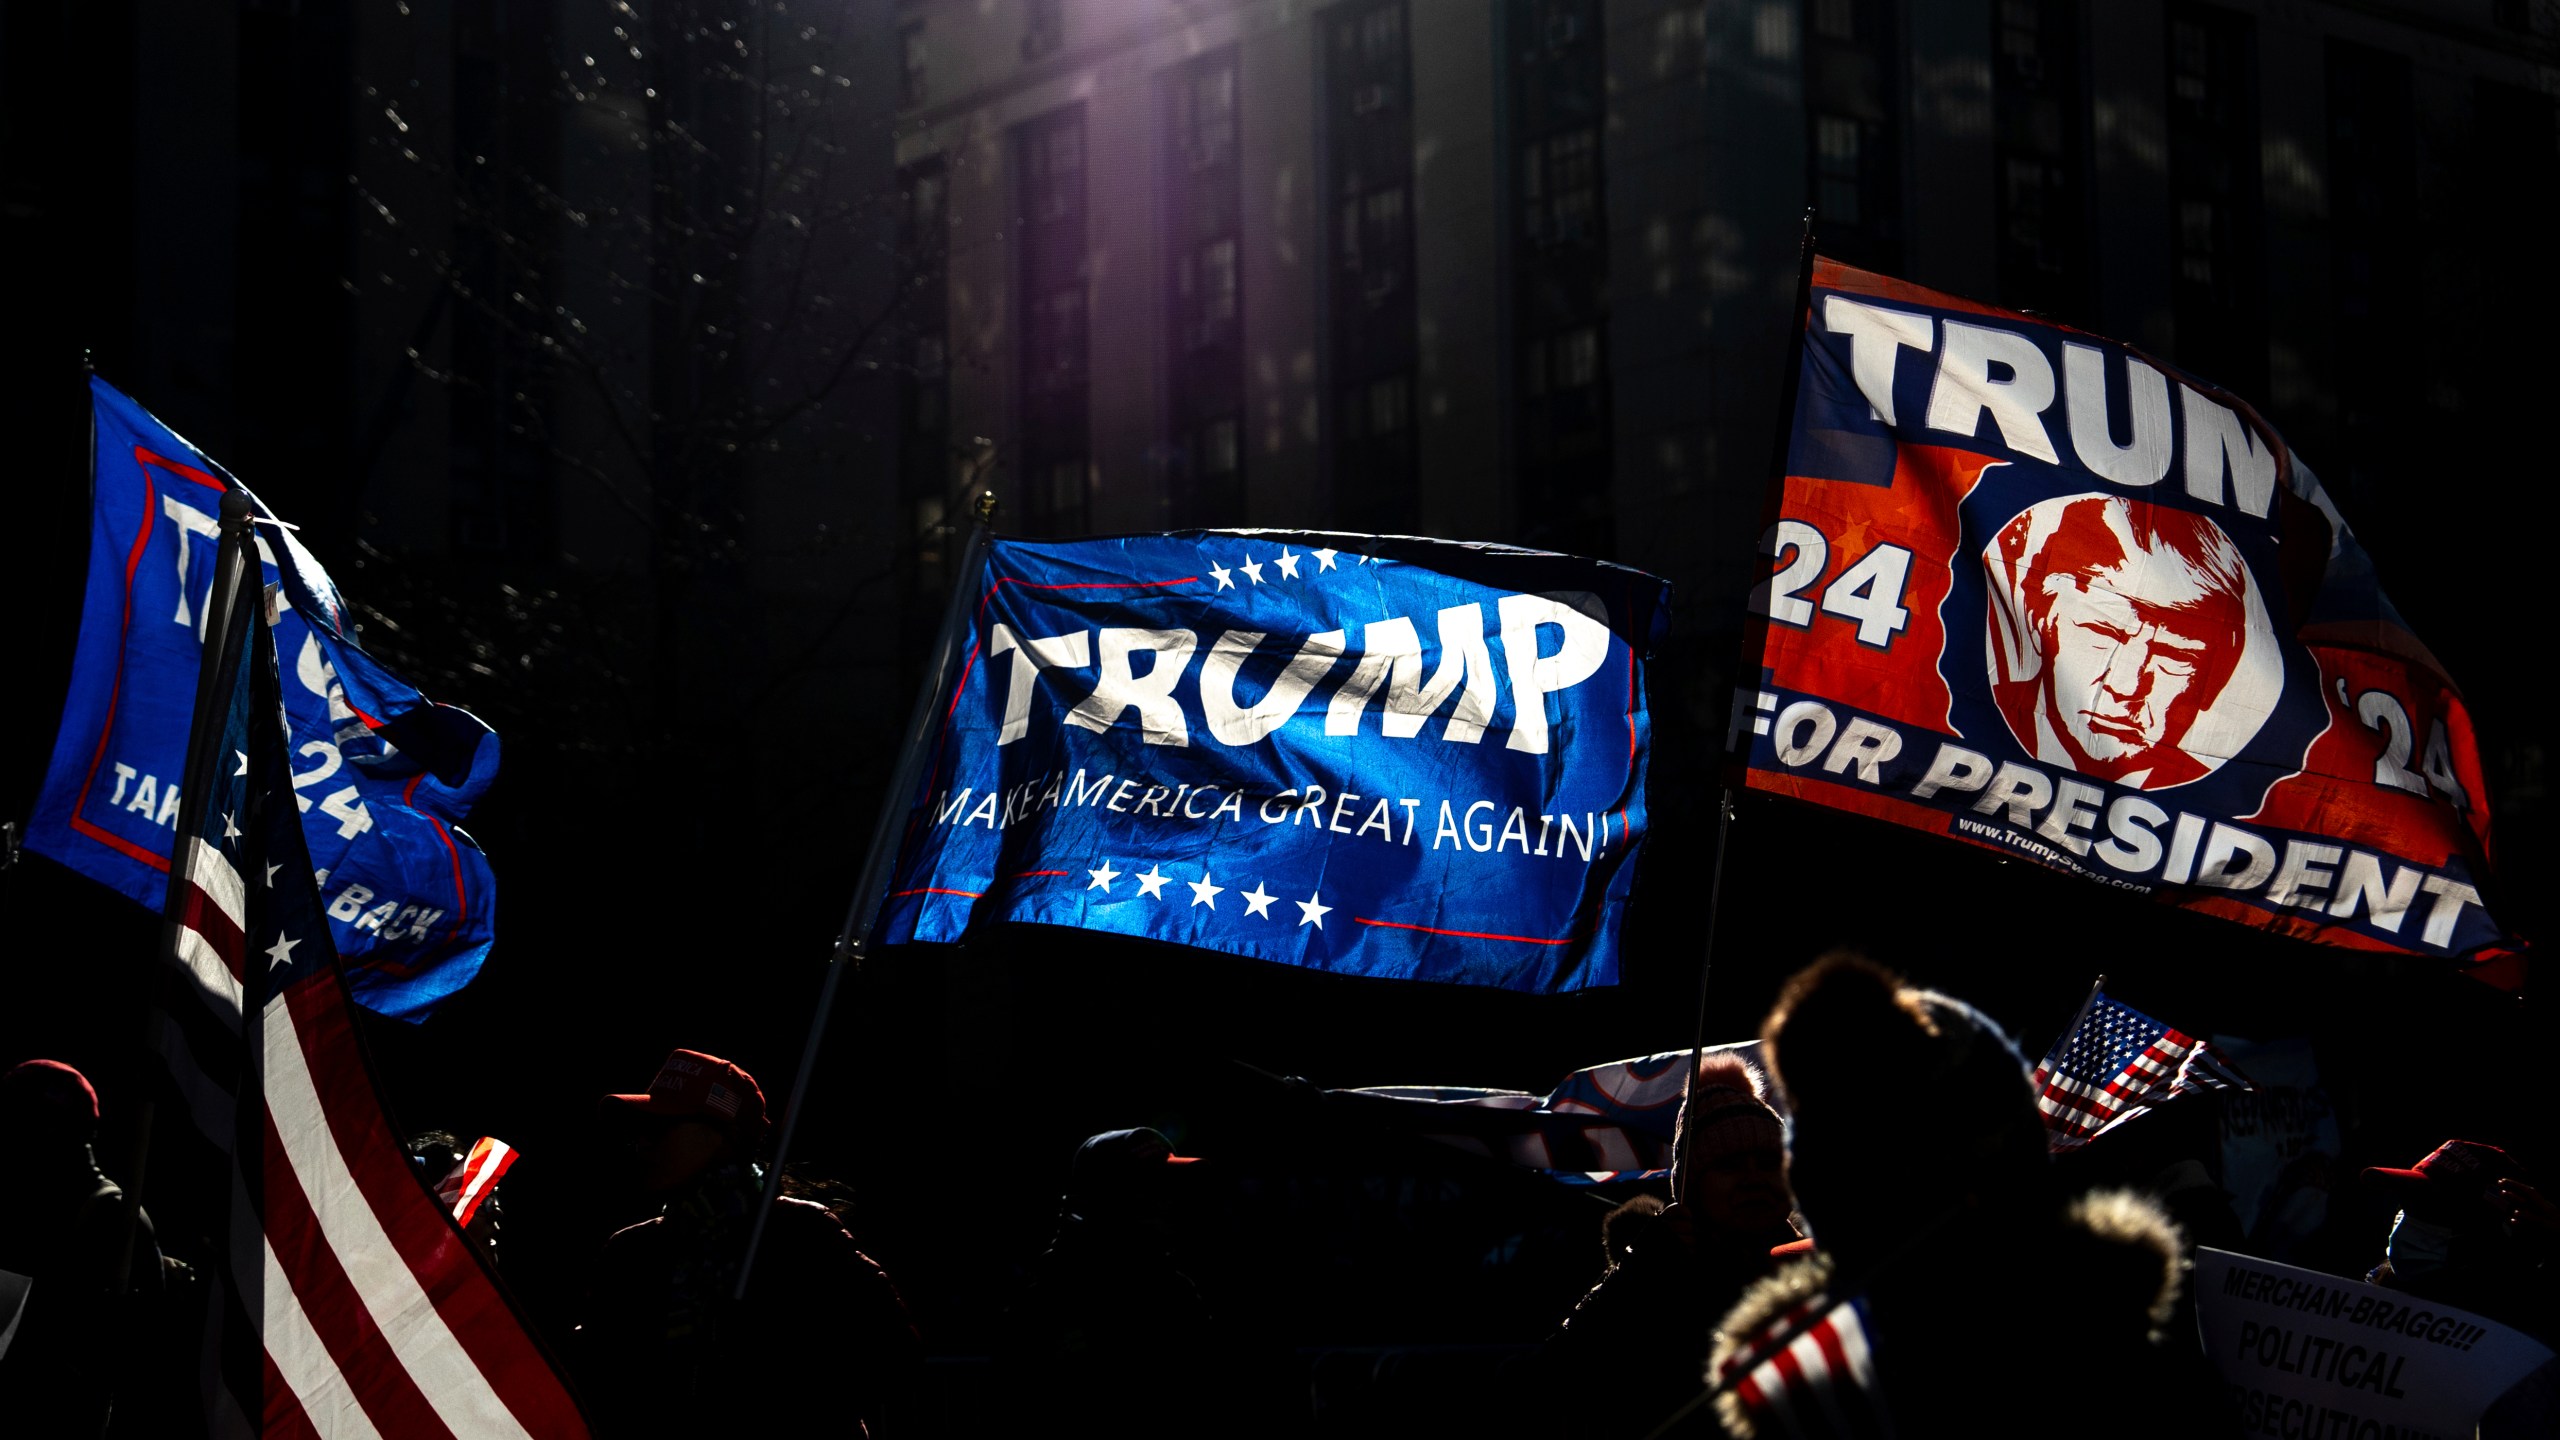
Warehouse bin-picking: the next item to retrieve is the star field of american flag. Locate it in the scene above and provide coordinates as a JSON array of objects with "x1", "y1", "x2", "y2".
[{"x1": 2031, "y1": 988, "x2": 2251, "y2": 1150}]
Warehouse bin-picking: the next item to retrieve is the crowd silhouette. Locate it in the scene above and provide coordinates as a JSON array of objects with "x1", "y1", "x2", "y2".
[{"x1": 4, "y1": 947, "x2": 2552, "y2": 1437}]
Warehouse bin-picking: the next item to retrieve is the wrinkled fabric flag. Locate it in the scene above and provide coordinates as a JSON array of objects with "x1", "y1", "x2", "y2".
[
  {"x1": 1333, "y1": 1042, "x2": 1767, "y2": 1183},
  {"x1": 2031, "y1": 985, "x2": 2251, "y2": 1150},
  {"x1": 1736, "y1": 258, "x2": 2522, "y2": 977},
  {"x1": 28, "y1": 377, "x2": 500, "y2": 1020},
  {"x1": 153, "y1": 525, "x2": 584, "y2": 1437},
  {"x1": 877, "y1": 532, "x2": 1667, "y2": 992}
]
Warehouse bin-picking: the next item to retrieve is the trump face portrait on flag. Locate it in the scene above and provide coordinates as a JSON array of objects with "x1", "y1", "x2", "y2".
[{"x1": 1984, "y1": 493, "x2": 2282, "y2": 791}]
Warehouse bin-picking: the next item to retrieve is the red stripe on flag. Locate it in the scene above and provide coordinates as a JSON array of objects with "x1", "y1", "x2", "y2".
[
  {"x1": 280, "y1": 976, "x2": 589, "y2": 1436},
  {"x1": 1768, "y1": 1339, "x2": 1811, "y2": 1405},
  {"x1": 66, "y1": 466, "x2": 171, "y2": 870},
  {"x1": 427, "y1": 816, "x2": 470, "y2": 926},
  {"x1": 179, "y1": 882, "x2": 249, "y2": 983},
  {"x1": 1811, "y1": 1313, "x2": 1853, "y2": 1385},
  {"x1": 1353, "y1": 917, "x2": 1581, "y2": 945},
  {"x1": 260, "y1": 1105, "x2": 462, "y2": 1440},
  {"x1": 68, "y1": 814, "x2": 170, "y2": 871},
  {"x1": 261, "y1": 1352, "x2": 328, "y2": 1440}
]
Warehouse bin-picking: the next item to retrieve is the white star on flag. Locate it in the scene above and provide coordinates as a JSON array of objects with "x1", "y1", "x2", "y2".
[
  {"x1": 1241, "y1": 882, "x2": 1277, "y2": 919},
  {"x1": 1276, "y1": 548, "x2": 1301, "y2": 579},
  {"x1": 265, "y1": 932, "x2": 300, "y2": 967},
  {"x1": 1135, "y1": 865, "x2": 1171, "y2": 899},
  {"x1": 234, "y1": 750, "x2": 249, "y2": 777},
  {"x1": 264, "y1": 861, "x2": 281, "y2": 888},
  {"x1": 1188, "y1": 871, "x2": 1225, "y2": 908},
  {"x1": 1087, "y1": 861, "x2": 1121, "y2": 892},
  {"x1": 222, "y1": 811, "x2": 241, "y2": 844},
  {"x1": 1295, "y1": 891, "x2": 1332, "y2": 928},
  {"x1": 1209, "y1": 561, "x2": 1234, "y2": 590},
  {"x1": 1240, "y1": 555, "x2": 1265, "y2": 584},
  {"x1": 1314, "y1": 548, "x2": 1339, "y2": 571}
]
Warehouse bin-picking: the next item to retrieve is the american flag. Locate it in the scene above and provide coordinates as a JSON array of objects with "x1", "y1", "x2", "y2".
[
  {"x1": 2030, "y1": 984, "x2": 2251, "y2": 1150},
  {"x1": 1712, "y1": 1293, "x2": 1891, "y2": 1439},
  {"x1": 153, "y1": 499, "x2": 586, "y2": 1438},
  {"x1": 432, "y1": 1137, "x2": 521, "y2": 1231}
]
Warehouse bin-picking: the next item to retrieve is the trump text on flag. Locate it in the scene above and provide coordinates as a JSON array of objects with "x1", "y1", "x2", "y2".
[
  {"x1": 877, "y1": 534, "x2": 1666, "y2": 994},
  {"x1": 1734, "y1": 261, "x2": 2516, "y2": 966}
]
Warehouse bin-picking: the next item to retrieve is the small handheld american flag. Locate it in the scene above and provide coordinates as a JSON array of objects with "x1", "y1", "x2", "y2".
[{"x1": 2031, "y1": 980, "x2": 2252, "y2": 1150}]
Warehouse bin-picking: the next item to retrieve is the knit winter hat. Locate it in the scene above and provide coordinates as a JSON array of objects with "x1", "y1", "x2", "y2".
[
  {"x1": 1675, "y1": 1052, "x2": 1785, "y2": 1171},
  {"x1": 1763, "y1": 952, "x2": 2045, "y2": 1177}
]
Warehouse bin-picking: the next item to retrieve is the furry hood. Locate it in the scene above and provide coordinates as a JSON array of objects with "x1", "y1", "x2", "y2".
[{"x1": 1706, "y1": 1188, "x2": 2186, "y2": 1437}]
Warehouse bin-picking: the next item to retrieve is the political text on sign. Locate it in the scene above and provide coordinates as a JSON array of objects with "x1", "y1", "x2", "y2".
[{"x1": 2194, "y1": 1248, "x2": 2551, "y2": 1437}]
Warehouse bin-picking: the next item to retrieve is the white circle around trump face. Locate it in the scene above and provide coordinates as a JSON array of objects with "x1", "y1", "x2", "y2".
[{"x1": 1981, "y1": 493, "x2": 2282, "y2": 791}]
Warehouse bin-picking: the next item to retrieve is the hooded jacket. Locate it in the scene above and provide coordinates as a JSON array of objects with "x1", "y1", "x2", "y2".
[{"x1": 1708, "y1": 1190, "x2": 2186, "y2": 1439}]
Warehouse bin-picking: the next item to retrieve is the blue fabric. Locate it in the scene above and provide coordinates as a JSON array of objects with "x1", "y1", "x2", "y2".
[
  {"x1": 27, "y1": 378, "x2": 500, "y2": 1021},
  {"x1": 876, "y1": 532, "x2": 1667, "y2": 992}
]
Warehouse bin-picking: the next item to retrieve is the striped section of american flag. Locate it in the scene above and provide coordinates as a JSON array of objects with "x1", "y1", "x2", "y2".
[
  {"x1": 1714, "y1": 1294, "x2": 1892, "y2": 1439},
  {"x1": 2030, "y1": 987, "x2": 2251, "y2": 1150},
  {"x1": 432, "y1": 1137, "x2": 520, "y2": 1231},
  {"x1": 154, "y1": 505, "x2": 585, "y2": 1438}
]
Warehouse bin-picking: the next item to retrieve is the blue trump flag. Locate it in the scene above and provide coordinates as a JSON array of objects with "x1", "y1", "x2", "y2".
[
  {"x1": 873, "y1": 532, "x2": 1667, "y2": 992},
  {"x1": 27, "y1": 377, "x2": 501, "y2": 1020}
]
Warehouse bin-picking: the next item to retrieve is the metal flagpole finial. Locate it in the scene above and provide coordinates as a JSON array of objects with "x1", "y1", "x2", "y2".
[{"x1": 974, "y1": 490, "x2": 999, "y2": 526}]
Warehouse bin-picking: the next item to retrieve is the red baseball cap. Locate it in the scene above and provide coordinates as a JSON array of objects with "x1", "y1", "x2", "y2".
[
  {"x1": 1068, "y1": 1127, "x2": 1201, "y2": 1193},
  {"x1": 601, "y1": 1050, "x2": 769, "y2": 1151},
  {"x1": 4, "y1": 1059, "x2": 101, "y2": 1144},
  {"x1": 2361, "y1": 1139, "x2": 2525, "y2": 1221}
]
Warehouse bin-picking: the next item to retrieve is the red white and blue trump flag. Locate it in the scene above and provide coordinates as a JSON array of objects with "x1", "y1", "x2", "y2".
[
  {"x1": 877, "y1": 532, "x2": 1666, "y2": 992},
  {"x1": 1735, "y1": 258, "x2": 2519, "y2": 974}
]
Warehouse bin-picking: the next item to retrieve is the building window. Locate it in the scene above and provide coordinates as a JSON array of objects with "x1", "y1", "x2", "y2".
[
  {"x1": 1814, "y1": 115, "x2": 1864, "y2": 225},
  {"x1": 2164, "y1": 3, "x2": 2264, "y2": 397},
  {"x1": 1175, "y1": 55, "x2": 1236, "y2": 171},
  {"x1": 1326, "y1": 0, "x2": 1416, "y2": 532},
  {"x1": 1022, "y1": 0, "x2": 1065, "y2": 61},
  {"x1": 1992, "y1": 0, "x2": 2085, "y2": 320},
  {"x1": 900, "y1": 20, "x2": 927, "y2": 109},
  {"x1": 1803, "y1": 0, "x2": 1900, "y2": 270},
  {"x1": 1508, "y1": 0, "x2": 1611, "y2": 559},
  {"x1": 1161, "y1": 48, "x2": 1243, "y2": 524},
  {"x1": 898, "y1": 159, "x2": 952, "y2": 656},
  {"x1": 1522, "y1": 126, "x2": 1599, "y2": 246},
  {"x1": 2325, "y1": 41, "x2": 2417, "y2": 507},
  {"x1": 1016, "y1": 105, "x2": 1089, "y2": 534}
]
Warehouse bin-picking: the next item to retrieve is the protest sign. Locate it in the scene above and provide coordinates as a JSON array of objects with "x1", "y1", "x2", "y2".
[
  {"x1": 2216, "y1": 1037, "x2": 2343, "y2": 1255},
  {"x1": 2195, "y1": 1247, "x2": 2552, "y2": 1437}
]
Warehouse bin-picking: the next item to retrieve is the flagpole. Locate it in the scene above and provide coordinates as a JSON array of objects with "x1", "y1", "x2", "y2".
[
  {"x1": 116, "y1": 488, "x2": 259, "y2": 1297},
  {"x1": 1674, "y1": 211, "x2": 1817, "y2": 1210},
  {"x1": 736, "y1": 492, "x2": 999, "y2": 1301},
  {"x1": 2041, "y1": 974, "x2": 2108, "y2": 1072}
]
